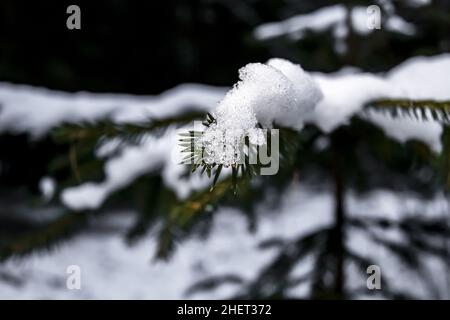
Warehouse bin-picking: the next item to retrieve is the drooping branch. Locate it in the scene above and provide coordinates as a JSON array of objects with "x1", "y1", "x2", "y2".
[
  {"x1": 364, "y1": 99, "x2": 450, "y2": 123},
  {"x1": 0, "y1": 211, "x2": 90, "y2": 262},
  {"x1": 52, "y1": 111, "x2": 206, "y2": 145}
]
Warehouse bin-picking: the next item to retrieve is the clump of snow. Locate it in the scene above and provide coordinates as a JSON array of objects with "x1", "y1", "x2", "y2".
[
  {"x1": 215, "y1": 59, "x2": 323, "y2": 129},
  {"x1": 385, "y1": 15, "x2": 416, "y2": 36},
  {"x1": 200, "y1": 125, "x2": 259, "y2": 167},
  {"x1": 386, "y1": 54, "x2": 450, "y2": 100},
  {"x1": 200, "y1": 58, "x2": 322, "y2": 167},
  {"x1": 62, "y1": 127, "x2": 212, "y2": 210},
  {"x1": 0, "y1": 83, "x2": 225, "y2": 138},
  {"x1": 61, "y1": 132, "x2": 173, "y2": 210},
  {"x1": 254, "y1": 5, "x2": 347, "y2": 41},
  {"x1": 39, "y1": 176, "x2": 56, "y2": 202},
  {"x1": 266, "y1": 58, "x2": 323, "y2": 125},
  {"x1": 254, "y1": 4, "x2": 417, "y2": 53},
  {"x1": 367, "y1": 111, "x2": 443, "y2": 153},
  {"x1": 309, "y1": 72, "x2": 395, "y2": 132},
  {"x1": 407, "y1": 0, "x2": 432, "y2": 7},
  {"x1": 308, "y1": 54, "x2": 450, "y2": 153}
]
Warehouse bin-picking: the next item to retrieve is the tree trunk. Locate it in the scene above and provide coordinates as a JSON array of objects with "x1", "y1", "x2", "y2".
[{"x1": 333, "y1": 156, "x2": 345, "y2": 297}]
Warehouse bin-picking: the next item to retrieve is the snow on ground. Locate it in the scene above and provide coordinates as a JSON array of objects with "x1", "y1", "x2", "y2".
[
  {"x1": 1, "y1": 185, "x2": 448, "y2": 299},
  {"x1": 0, "y1": 184, "x2": 332, "y2": 299}
]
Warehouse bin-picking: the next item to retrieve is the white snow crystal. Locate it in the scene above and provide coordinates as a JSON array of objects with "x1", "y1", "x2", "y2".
[
  {"x1": 266, "y1": 58, "x2": 323, "y2": 126},
  {"x1": 247, "y1": 127, "x2": 266, "y2": 146},
  {"x1": 200, "y1": 125, "x2": 248, "y2": 166}
]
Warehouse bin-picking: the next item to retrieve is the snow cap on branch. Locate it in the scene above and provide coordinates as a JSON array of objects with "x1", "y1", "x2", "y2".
[
  {"x1": 200, "y1": 58, "x2": 323, "y2": 166},
  {"x1": 215, "y1": 58, "x2": 323, "y2": 131}
]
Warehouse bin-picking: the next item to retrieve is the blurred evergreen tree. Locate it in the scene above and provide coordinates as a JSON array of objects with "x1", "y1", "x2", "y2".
[{"x1": 1, "y1": 0, "x2": 450, "y2": 299}]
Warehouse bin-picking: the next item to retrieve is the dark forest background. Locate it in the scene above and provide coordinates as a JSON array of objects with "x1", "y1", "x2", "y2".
[{"x1": 1, "y1": 0, "x2": 448, "y2": 94}]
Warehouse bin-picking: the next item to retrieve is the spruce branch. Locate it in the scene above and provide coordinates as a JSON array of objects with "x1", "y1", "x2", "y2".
[
  {"x1": 49, "y1": 111, "x2": 206, "y2": 185},
  {"x1": 52, "y1": 111, "x2": 205, "y2": 145},
  {"x1": 0, "y1": 211, "x2": 90, "y2": 262},
  {"x1": 178, "y1": 113, "x2": 279, "y2": 193},
  {"x1": 436, "y1": 126, "x2": 450, "y2": 189},
  {"x1": 155, "y1": 178, "x2": 232, "y2": 259},
  {"x1": 364, "y1": 99, "x2": 450, "y2": 123},
  {"x1": 69, "y1": 143, "x2": 82, "y2": 183}
]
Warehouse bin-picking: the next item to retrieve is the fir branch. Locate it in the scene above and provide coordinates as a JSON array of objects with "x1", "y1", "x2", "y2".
[
  {"x1": 52, "y1": 111, "x2": 205, "y2": 145},
  {"x1": 0, "y1": 211, "x2": 89, "y2": 262},
  {"x1": 49, "y1": 111, "x2": 206, "y2": 187},
  {"x1": 181, "y1": 125, "x2": 299, "y2": 194},
  {"x1": 364, "y1": 99, "x2": 450, "y2": 123},
  {"x1": 437, "y1": 126, "x2": 450, "y2": 189},
  {"x1": 69, "y1": 143, "x2": 82, "y2": 183},
  {"x1": 178, "y1": 113, "x2": 276, "y2": 193},
  {"x1": 155, "y1": 178, "x2": 233, "y2": 260},
  {"x1": 125, "y1": 176, "x2": 167, "y2": 244}
]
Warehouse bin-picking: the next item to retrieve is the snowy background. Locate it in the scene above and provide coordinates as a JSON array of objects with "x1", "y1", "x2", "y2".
[
  {"x1": 1, "y1": 0, "x2": 450, "y2": 299},
  {"x1": 2, "y1": 186, "x2": 449, "y2": 299}
]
